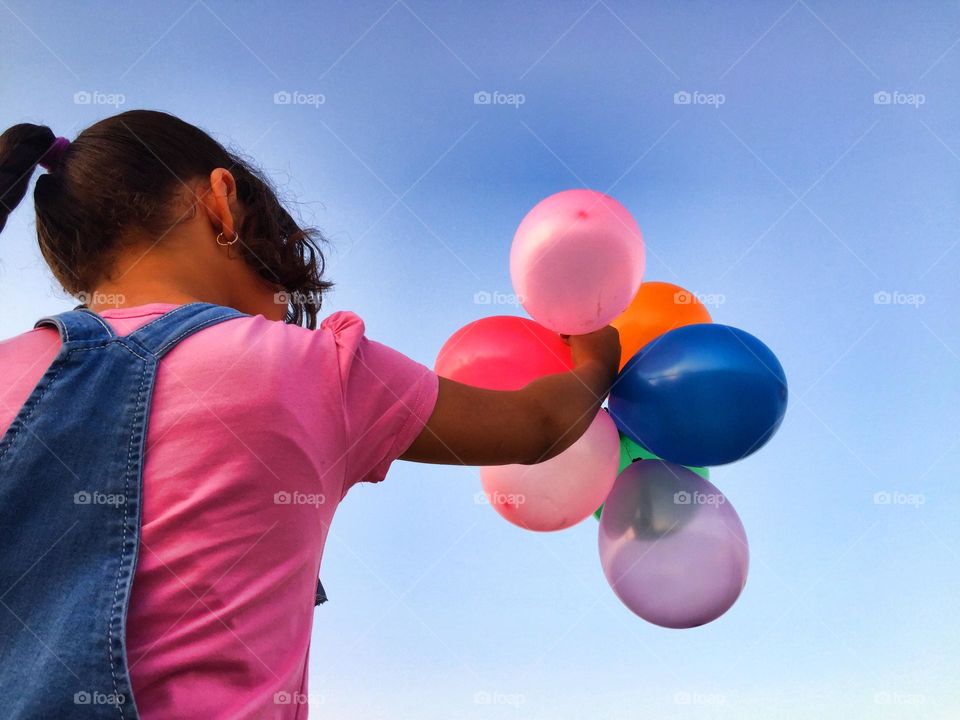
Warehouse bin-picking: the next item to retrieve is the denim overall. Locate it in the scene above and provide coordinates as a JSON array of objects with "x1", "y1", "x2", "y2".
[{"x1": 0, "y1": 303, "x2": 326, "y2": 719}]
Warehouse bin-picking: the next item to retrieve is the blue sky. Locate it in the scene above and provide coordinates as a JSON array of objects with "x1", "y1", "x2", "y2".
[{"x1": 2, "y1": 1, "x2": 959, "y2": 717}]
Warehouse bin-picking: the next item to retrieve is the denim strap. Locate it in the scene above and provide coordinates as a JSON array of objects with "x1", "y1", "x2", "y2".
[
  {"x1": 0, "y1": 302, "x2": 248, "y2": 719},
  {"x1": 35, "y1": 305, "x2": 116, "y2": 343},
  {"x1": 124, "y1": 303, "x2": 246, "y2": 359}
]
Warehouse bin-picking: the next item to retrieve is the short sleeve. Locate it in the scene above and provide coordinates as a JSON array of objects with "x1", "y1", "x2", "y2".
[{"x1": 322, "y1": 311, "x2": 439, "y2": 496}]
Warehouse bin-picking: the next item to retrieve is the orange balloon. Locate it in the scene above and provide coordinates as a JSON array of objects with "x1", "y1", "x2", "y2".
[{"x1": 611, "y1": 281, "x2": 712, "y2": 368}]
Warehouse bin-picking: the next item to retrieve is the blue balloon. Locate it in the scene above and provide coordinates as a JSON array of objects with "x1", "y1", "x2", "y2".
[{"x1": 609, "y1": 324, "x2": 787, "y2": 466}]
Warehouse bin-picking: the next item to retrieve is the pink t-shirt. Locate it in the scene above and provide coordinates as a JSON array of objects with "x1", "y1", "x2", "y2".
[{"x1": 0, "y1": 303, "x2": 439, "y2": 719}]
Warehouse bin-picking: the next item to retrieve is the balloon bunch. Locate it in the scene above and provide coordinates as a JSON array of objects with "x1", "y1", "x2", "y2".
[{"x1": 436, "y1": 189, "x2": 787, "y2": 628}]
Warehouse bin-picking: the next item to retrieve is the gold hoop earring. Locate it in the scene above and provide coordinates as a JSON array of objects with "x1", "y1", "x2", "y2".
[{"x1": 216, "y1": 230, "x2": 239, "y2": 246}]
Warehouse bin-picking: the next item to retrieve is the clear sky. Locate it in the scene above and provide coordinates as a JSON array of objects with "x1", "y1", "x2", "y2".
[{"x1": 2, "y1": 1, "x2": 959, "y2": 718}]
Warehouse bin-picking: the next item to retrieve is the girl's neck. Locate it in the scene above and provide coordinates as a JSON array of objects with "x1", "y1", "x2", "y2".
[{"x1": 86, "y1": 237, "x2": 285, "y2": 321}]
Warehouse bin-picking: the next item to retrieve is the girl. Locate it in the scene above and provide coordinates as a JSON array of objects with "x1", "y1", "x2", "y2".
[{"x1": 0, "y1": 110, "x2": 619, "y2": 719}]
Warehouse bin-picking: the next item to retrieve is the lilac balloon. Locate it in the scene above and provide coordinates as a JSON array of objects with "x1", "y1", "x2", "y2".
[{"x1": 598, "y1": 461, "x2": 749, "y2": 628}]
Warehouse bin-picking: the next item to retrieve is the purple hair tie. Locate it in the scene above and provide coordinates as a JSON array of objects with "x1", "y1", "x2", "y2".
[{"x1": 39, "y1": 136, "x2": 71, "y2": 171}]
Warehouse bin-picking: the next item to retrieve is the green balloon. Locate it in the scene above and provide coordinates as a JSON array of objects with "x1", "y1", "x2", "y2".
[
  {"x1": 618, "y1": 435, "x2": 657, "y2": 471},
  {"x1": 595, "y1": 433, "x2": 709, "y2": 519}
]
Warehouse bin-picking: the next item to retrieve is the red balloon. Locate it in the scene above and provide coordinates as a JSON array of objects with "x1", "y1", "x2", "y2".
[{"x1": 435, "y1": 316, "x2": 573, "y2": 390}]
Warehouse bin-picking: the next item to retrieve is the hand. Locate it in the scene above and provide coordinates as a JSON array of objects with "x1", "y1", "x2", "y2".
[{"x1": 564, "y1": 326, "x2": 621, "y2": 378}]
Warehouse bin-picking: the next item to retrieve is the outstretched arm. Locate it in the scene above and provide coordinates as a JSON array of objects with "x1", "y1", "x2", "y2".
[{"x1": 400, "y1": 326, "x2": 620, "y2": 466}]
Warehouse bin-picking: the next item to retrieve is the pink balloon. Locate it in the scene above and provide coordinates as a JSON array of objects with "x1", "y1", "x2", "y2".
[
  {"x1": 480, "y1": 411, "x2": 620, "y2": 531},
  {"x1": 435, "y1": 316, "x2": 572, "y2": 390},
  {"x1": 510, "y1": 189, "x2": 645, "y2": 335},
  {"x1": 598, "y1": 461, "x2": 749, "y2": 628}
]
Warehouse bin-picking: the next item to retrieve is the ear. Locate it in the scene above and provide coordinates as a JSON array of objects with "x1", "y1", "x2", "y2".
[{"x1": 201, "y1": 168, "x2": 238, "y2": 237}]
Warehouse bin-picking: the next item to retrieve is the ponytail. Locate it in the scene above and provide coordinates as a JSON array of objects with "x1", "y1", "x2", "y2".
[{"x1": 0, "y1": 123, "x2": 56, "y2": 234}]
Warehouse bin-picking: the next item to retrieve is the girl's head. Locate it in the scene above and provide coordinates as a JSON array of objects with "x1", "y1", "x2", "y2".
[{"x1": 0, "y1": 109, "x2": 331, "y2": 327}]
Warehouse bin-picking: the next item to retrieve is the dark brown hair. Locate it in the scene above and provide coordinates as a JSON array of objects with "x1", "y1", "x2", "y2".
[{"x1": 0, "y1": 109, "x2": 331, "y2": 327}]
